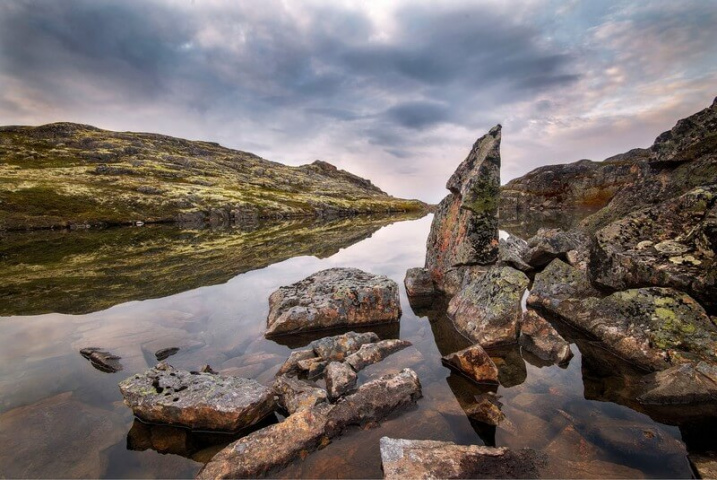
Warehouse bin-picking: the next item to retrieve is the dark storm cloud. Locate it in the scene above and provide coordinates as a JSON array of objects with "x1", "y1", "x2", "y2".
[{"x1": 384, "y1": 101, "x2": 451, "y2": 130}]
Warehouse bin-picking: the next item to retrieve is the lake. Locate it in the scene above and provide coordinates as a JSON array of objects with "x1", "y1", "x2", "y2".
[{"x1": 0, "y1": 213, "x2": 702, "y2": 478}]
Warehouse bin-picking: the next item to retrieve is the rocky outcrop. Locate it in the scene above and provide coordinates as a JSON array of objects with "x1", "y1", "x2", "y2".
[
  {"x1": 118, "y1": 363, "x2": 276, "y2": 432},
  {"x1": 379, "y1": 437, "x2": 544, "y2": 480},
  {"x1": 501, "y1": 97, "x2": 717, "y2": 234},
  {"x1": 523, "y1": 228, "x2": 588, "y2": 268},
  {"x1": 197, "y1": 369, "x2": 422, "y2": 479},
  {"x1": 442, "y1": 344, "x2": 499, "y2": 384},
  {"x1": 589, "y1": 186, "x2": 717, "y2": 312},
  {"x1": 448, "y1": 266, "x2": 529, "y2": 347},
  {"x1": 637, "y1": 362, "x2": 717, "y2": 405},
  {"x1": 425, "y1": 126, "x2": 501, "y2": 295},
  {"x1": 519, "y1": 310, "x2": 573, "y2": 365},
  {"x1": 80, "y1": 347, "x2": 123, "y2": 373},
  {"x1": 265, "y1": 268, "x2": 401, "y2": 336},
  {"x1": 403, "y1": 267, "x2": 435, "y2": 297}
]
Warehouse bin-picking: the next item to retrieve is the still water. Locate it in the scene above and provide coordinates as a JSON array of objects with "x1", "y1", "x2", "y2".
[{"x1": 0, "y1": 214, "x2": 701, "y2": 478}]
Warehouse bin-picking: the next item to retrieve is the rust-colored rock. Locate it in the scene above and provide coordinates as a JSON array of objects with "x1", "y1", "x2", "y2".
[
  {"x1": 442, "y1": 344, "x2": 499, "y2": 384},
  {"x1": 273, "y1": 375, "x2": 327, "y2": 414},
  {"x1": 324, "y1": 362, "x2": 357, "y2": 401},
  {"x1": 519, "y1": 310, "x2": 573, "y2": 365}
]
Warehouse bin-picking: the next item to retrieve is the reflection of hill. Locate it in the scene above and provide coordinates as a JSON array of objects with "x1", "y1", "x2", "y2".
[
  {"x1": 0, "y1": 212, "x2": 425, "y2": 316},
  {"x1": 499, "y1": 207, "x2": 599, "y2": 239}
]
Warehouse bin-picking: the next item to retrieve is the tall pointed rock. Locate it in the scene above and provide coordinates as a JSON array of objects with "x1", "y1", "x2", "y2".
[{"x1": 425, "y1": 125, "x2": 501, "y2": 295}]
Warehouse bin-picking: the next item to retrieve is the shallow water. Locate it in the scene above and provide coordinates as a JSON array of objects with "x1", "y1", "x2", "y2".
[{"x1": 0, "y1": 214, "x2": 705, "y2": 478}]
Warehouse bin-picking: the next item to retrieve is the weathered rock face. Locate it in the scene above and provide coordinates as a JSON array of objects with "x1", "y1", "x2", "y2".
[
  {"x1": 442, "y1": 344, "x2": 499, "y2": 384},
  {"x1": 448, "y1": 266, "x2": 529, "y2": 347},
  {"x1": 119, "y1": 363, "x2": 276, "y2": 432},
  {"x1": 425, "y1": 126, "x2": 501, "y2": 295},
  {"x1": 380, "y1": 438, "x2": 544, "y2": 480},
  {"x1": 273, "y1": 375, "x2": 327, "y2": 415},
  {"x1": 403, "y1": 267, "x2": 435, "y2": 297},
  {"x1": 637, "y1": 362, "x2": 717, "y2": 405},
  {"x1": 527, "y1": 258, "x2": 602, "y2": 321},
  {"x1": 523, "y1": 228, "x2": 589, "y2": 268},
  {"x1": 197, "y1": 369, "x2": 422, "y2": 479},
  {"x1": 499, "y1": 235, "x2": 533, "y2": 272},
  {"x1": 519, "y1": 310, "x2": 573, "y2": 365},
  {"x1": 589, "y1": 186, "x2": 717, "y2": 312},
  {"x1": 80, "y1": 347, "x2": 123, "y2": 373},
  {"x1": 324, "y1": 362, "x2": 357, "y2": 401},
  {"x1": 345, "y1": 339, "x2": 412, "y2": 372},
  {"x1": 265, "y1": 268, "x2": 401, "y2": 336},
  {"x1": 652, "y1": 97, "x2": 717, "y2": 164}
]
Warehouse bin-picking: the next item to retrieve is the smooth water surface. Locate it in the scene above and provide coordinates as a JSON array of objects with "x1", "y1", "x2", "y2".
[{"x1": 0, "y1": 214, "x2": 701, "y2": 478}]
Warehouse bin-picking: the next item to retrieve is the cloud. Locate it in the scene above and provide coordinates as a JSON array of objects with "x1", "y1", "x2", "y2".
[{"x1": 0, "y1": 0, "x2": 715, "y2": 203}]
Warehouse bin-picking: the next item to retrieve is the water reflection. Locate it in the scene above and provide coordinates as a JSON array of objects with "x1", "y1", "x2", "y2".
[
  {"x1": 499, "y1": 206, "x2": 601, "y2": 239},
  {"x1": 0, "y1": 212, "x2": 424, "y2": 316}
]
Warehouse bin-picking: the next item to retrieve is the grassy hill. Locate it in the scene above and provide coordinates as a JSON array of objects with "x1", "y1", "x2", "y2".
[{"x1": 0, "y1": 122, "x2": 427, "y2": 230}]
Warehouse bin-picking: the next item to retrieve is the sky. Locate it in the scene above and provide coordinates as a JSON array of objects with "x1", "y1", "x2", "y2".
[{"x1": 1, "y1": 0, "x2": 716, "y2": 203}]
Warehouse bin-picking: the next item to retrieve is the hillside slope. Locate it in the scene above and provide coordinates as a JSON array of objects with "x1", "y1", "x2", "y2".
[
  {"x1": 0, "y1": 123, "x2": 426, "y2": 230},
  {"x1": 501, "y1": 97, "x2": 717, "y2": 231}
]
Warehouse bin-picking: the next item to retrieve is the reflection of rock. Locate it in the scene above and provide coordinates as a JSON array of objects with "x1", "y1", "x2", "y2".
[
  {"x1": 80, "y1": 347, "x2": 123, "y2": 373},
  {"x1": 638, "y1": 362, "x2": 717, "y2": 405},
  {"x1": 442, "y1": 344, "x2": 499, "y2": 384},
  {"x1": 1, "y1": 212, "x2": 425, "y2": 316},
  {"x1": 119, "y1": 363, "x2": 276, "y2": 432},
  {"x1": 0, "y1": 392, "x2": 124, "y2": 478},
  {"x1": 519, "y1": 310, "x2": 573, "y2": 365},
  {"x1": 380, "y1": 437, "x2": 544, "y2": 480},
  {"x1": 265, "y1": 268, "x2": 401, "y2": 337},
  {"x1": 489, "y1": 345, "x2": 528, "y2": 388},
  {"x1": 448, "y1": 266, "x2": 528, "y2": 347},
  {"x1": 197, "y1": 369, "x2": 422, "y2": 479},
  {"x1": 267, "y1": 322, "x2": 400, "y2": 349},
  {"x1": 523, "y1": 228, "x2": 588, "y2": 268},
  {"x1": 273, "y1": 375, "x2": 327, "y2": 415},
  {"x1": 589, "y1": 186, "x2": 717, "y2": 312},
  {"x1": 425, "y1": 126, "x2": 501, "y2": 295},
  {"x1": 325, "y1": 362, "x2": 357, "y2": 401}
]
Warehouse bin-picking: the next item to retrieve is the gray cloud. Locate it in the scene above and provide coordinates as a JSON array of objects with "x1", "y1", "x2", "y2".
[{"x1": 0, "y1": 0, "x2": 715, "y2": 203}]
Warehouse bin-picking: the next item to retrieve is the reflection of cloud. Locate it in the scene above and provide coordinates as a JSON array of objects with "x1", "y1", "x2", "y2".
[{"x1": 0, "y1": 0, "x2": 715, "y2": 202}]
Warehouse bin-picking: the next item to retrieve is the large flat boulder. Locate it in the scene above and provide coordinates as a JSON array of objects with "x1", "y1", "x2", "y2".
[
  {"x1": 589, "y1": 186, "x2": 717, "y2": 312},
  {"x1": 197, "y1": 369, "x2": 422, "y2": 479},
  {"x1": 380, "y1": 437, "x2": 543, "y2": 479},
  {"x1": 448, "y1": 266, "x2": 529, "y2": 347},
  {"x1": 119, "y1": 363, "x2": 276, "y2": 432},
  {"x1": 425, "y1": 126, "x2": 501, "y2": 295},
  {"x1": 265, "y1": 268, "x2": 401, "y2": 336}
]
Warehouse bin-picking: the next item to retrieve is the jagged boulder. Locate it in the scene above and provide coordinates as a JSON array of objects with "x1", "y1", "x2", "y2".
[
  {"x1": 499, "y1": 235, "x2": 533, "y2": 272},
  {"x1": 309, "y1": 331, "x2": 379, "y2": 361},
  {"x1": 118, "y1": 363, "x2": 276, "y2": 432},
  {"x1": 527, "y1": 258, "x2": 601, "y2": 322},
  {"x1": 404, "y1": 267, "x2": 435, "y2": 297},
  {"x1": 273, "y1": 376, "x2": 327, "y2": 414},
  {"x1": 523, "y1": 228, "x2": 589, "y2": 268},
  {"x1": 519, "y1": 310, "x2": 573, "y2": 365},
  {"x1": 589, "y1": 186, "x2": 717, "y2": 312},
  {"x1": 324, "y1": 362, "x2": 357, "y2": 401},
  {"x1": 265, "y1": 268, "x2": 401, "y2": 336},
  {"x1": 345, "y1": 339, "x2": 412, "y2": 372},
  {"x1": 425, "y1": 126, "x2": 501, "y2": 295},
  {"x1": 380, "y1": 438, "x2": 544, "y2": 480},
  {"x1": 448, "y1": 266, "x2": 529, "y2": 347},
  {"x1": 197, "y1": 369, "x2": 422, "y2": 479},
  {"x1": 442, "y1": 344, "x2": 499, "y2": 384}
]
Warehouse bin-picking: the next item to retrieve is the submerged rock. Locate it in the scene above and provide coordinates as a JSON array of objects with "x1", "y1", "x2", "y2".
[
  {"x1": 119, "y1": 363, "x2": 276, "y2": 432},
  {"x1": 637, "y1": 361, "x2": 717, "y2": 405},
  {"x1": 324, "y1": 362, "x2": 357, "y2": 401},
  {"x1": 197, "y1": 369, "x2": 422, "y2": 479},
  {"x1": 499, "y1": 235, "x2": 533, "y2": 272},
  {"x1": 345, "y1": 339, "x2": 412, "y2": 372},
  {"x1": 442, "y1": 344, "x2": 499, "y2": 384},
  {"x1": 519, "y1": 310, "x2": 573, "y2": 365},
  {"x1": 155, "y1": 347, "x2": 180, "y2": 361},
  {"x1": 523, "y1": 228, "x2": 588, "y2": 268},
  {"x1": 425, "y1": 126, "x2": 501, "y2": 295},
  {"x1": 448, "y1": 266, "x2": 529, "y2": 347},
  {"x1": 379, "y1": 437, "x2": 544, "y2": 480},
  {"x1": 465, "y1": 392, "x2": 505, "y2": 426},
  {"x1": 80, "y1": 347, "x2": 123, "y2": 373},
  {"x1": 273, "y1": 375, "x2": 327, "y2": 414},
  {"x1": 589, "y1": 186, "x2": 717, "y2": 312},
  {"x1": 404, "y1": 267, "x2": 435, "y2": 299},
  {"x1": 265, "y1": 268, "x2": 401, "y2": 336}
]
